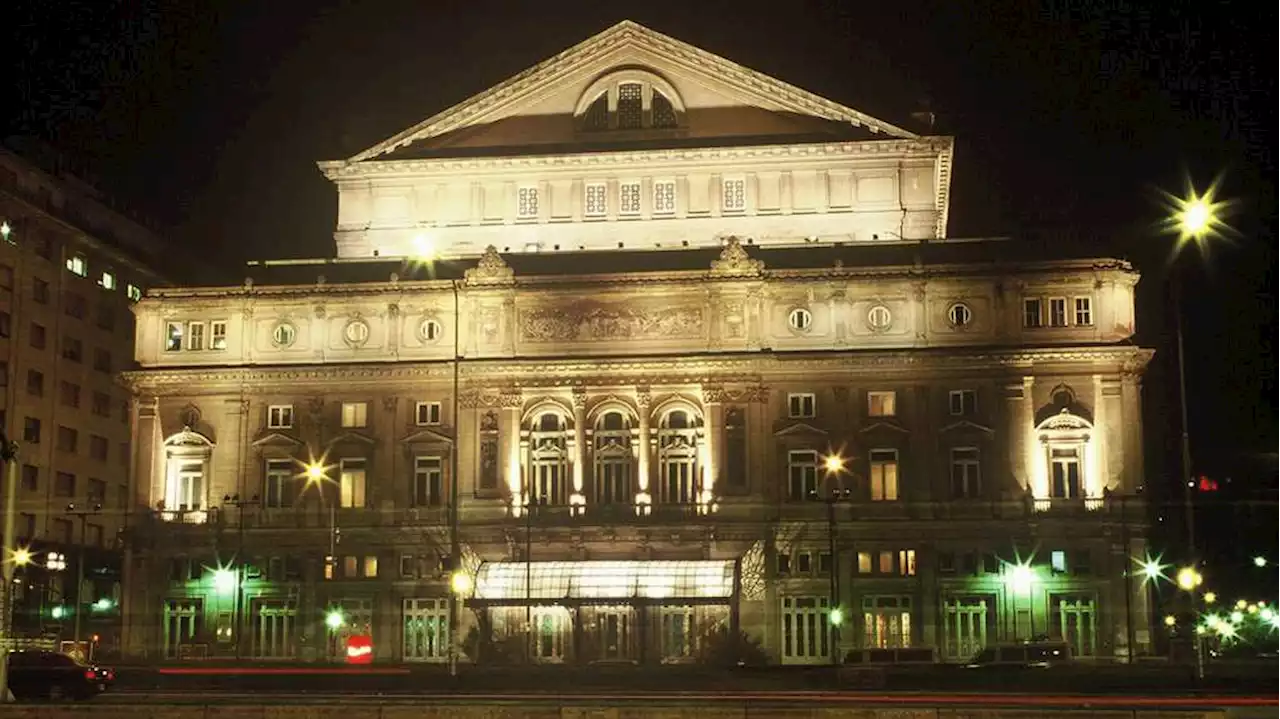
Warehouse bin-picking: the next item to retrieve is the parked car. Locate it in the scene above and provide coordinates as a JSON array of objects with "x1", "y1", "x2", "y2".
[
  {"x1": 963, "y1": 642, "x2": 1074, "y2": 670},
  {"x1": 5, "y1": 650, "x2": 114, "y2": 700}
]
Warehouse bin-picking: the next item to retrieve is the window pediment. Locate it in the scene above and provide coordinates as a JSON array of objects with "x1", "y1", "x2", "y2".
[
  {"x1": 327, "y1": 430, "x2": 376, "y2": 447},
  {"x1": 859, "y1": 420, "x2": 909, "y2": 435},
  {"x1": 1036, "y1": 409, "x2": 1092, "y2": 433},
  {"x1": 773, "y1": 421, "x2": 828, "y2": 438},
  {"x1": 939, "y1": 419, "x2": 994, "y2": 436},
  {"x1": 400, "y1": 427, "x2": 455, "y2": 446},
  {"x1": 251, "y1": 431, "x2": 303, "y2": 449},
  {"x1": 163, "y1": 427, "x2": 215, "y2": 449}
]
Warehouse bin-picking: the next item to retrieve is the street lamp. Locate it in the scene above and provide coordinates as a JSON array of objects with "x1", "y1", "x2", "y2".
[
  {"x1": 1004, "y1": 559, "x2": 1041, "y2": 640},
  {"x1": 222, "y1": 493, "x2": 260, "y2": 660},
  {"x1": 817, "y1": 452, "x2": 850, "y2": 666},
  {"x1": 64, "y1": 502, "x2": 102, "y2": 657},
  {"x1": 1176, "y1": 566, "x2": 1203, "y2": 592}
]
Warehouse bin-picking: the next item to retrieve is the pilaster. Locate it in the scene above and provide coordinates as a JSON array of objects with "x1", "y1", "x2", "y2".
[
  {"x1": 500, "y1": 392, "x2": 523, "y2": 507},
  {"x1": 569, "y1": 388, "x2": 587, "y2": 513},
  {"x1": 634, "y1": 388, "x2": 652, "y2": 511},
  {"x1": 701, "y1": 385, "x2": 723, "y2": 506},
  {"x1": 134, "y1": 396, "x2": 161, "y2": 509}
]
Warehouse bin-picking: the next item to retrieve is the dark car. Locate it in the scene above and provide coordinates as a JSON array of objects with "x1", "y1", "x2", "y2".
[{"x1": 5, "y1": 650, "x2": 114, "y2": 700}]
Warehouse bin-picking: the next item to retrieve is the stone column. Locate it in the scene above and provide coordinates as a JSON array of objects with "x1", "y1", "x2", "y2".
[
  {"x1": 500, "y1": 392, "x2": 523, "y2": 510},
  {"x1": 135, "y1": 396, "x2": 162, "y2": 508},
  {"x1": 1120, "y1": 373, "x2": 1144, "y2": 493},
  {"x1": 569, "y1": 388, "x2": 587, "y2": 513},
  {"x1": 634, "y1": 388, "x2": 652, "y2": 513},
  {"x1": 701, "y1": 386, "x2": 723, "y2": 510}
]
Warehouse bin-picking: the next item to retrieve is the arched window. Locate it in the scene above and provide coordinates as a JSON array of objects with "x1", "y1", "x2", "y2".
[
  {"x1": 575, "y1": 71, "x2": 685, "y2": 133},
  {"x1": 161, "y1": 429, "x2": 215, "y2": 523},
  {"x1": 528, "y1": 412, "x2": 568, "y2": 506},
  {"x1": 593, "y1": 411, "x2": 633, "y2": 506},
  {"x1": 658, "y1": 409, "x2": 700, "y2": 505}
]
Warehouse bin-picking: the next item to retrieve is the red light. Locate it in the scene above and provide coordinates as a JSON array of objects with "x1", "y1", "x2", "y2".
[
  {"x1": 1198, "y1": 477, "x2": 1219, "y2": 492},
  {"x1": 345, "y1": 635, "x2": 373, "y2": 665},
  {"x1": 84, "y1": 670, "x2": 95, "y2": 681}
]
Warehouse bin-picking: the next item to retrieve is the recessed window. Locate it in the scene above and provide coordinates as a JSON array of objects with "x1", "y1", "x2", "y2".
[
  {"x1": 868, "y1": 449, "x2": 899, "y2": 501},
  {"x1": 415, "y1": 401, "x2": 442, "y2": 426},
  {"x1": 272, "y1": 322, "x2": 296, "y2": 348},
  {"x1": 788, "y1": 308, "x2": 812, "y2": 332},
  {"x1": 187, "y1": 322, "x2": 205, "y2": 351},
  {"x1": 867, "y1": 305, "x2": 892, "y2": 331},
  {"x1": 619, "y1": 181, "x2": 641, "y2": 216},
  {"x1": 126, "y1": 284, "x2": 143, "y2": 302},
  {"x1": 584, "y1": 183, "x2": 607, "y2": 217},
  {"x1": 950, "y1": 447, "x2": 981, "y2": 498},
  {"x1": 419, "y1": 318, "x2": 442, "y2": 343},
  {"x1": 787, "y1": 450, "x2": 819, "y2": 502},
  {"x1": 164, "y1": 323, "x2": 182, "y2": 352},
  {"x1": 32, "y1": 278, "x2": 49, "y2": 304},
  {"x1": 1048, "y1": 298, "x2": 1068, "y2": 327},
  {"x1": 517, "y1": 186, "x2": 539, "y2": 220},
  {"x1": 99, "y1": 271, "x2": 116, "y2": 290},
  {"x1": 343, "y1": 319, "x2": 370, "y2": 346},
  {"x1": 868, "y1": 391, "x2": 896, "y2": 418},
  {"x1": 65, "y1": 253, "x2": 86, "y2": 277},
  {"x1": 722, "y1": 178, "x2": 746, "y2": 212},
  {"x1": 341, "y1": 402, "x2": 368, "y2": 429},
  {"x1": 947, "y1": 303, "x2": 972, "y2": 328},
  {"x1": 653, "y1": 181, "x2": 676, "y2": 215},
  {"x1": 948, "y1": 389, "x2": 976, "y2": 416},
  {"x1": 1023, "y1": 299, "x2": 1043, "y2": 328},
  {"x1": 412, "y1": 456, "x2": 443, "y2": 507},
  {"x1": 1074, "y1": 297, "x2": 1093, "y2": 326},
  {"x1": 1050, "y1": 446, "x2": 1083, "y2": 499},
  {"x1": 787, "y1": 393, "x2": 816, "y2": 419},
  {"x1": 267, "y1": 405, "x2": 294, "y2": 429},
  {"x1": 210, "y1": 321, "x2": 228, "y2": 350}
]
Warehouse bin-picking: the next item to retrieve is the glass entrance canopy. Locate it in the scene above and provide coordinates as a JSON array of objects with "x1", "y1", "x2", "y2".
[{"x1": 474, "y1": 560, "x2": 735, "y2": 601}]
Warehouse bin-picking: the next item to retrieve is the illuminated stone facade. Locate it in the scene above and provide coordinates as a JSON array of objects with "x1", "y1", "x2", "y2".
[{"x1": 119, "y1": 21, "x2": 1154, "y2": 665}]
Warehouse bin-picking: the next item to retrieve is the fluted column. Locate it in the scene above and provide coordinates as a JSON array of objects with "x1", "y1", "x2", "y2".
[
  {"x1": 634, "y1": 388, "x2": 652, "y2": 514},
  {"x1": 569, "y1": 388, "x2": 587, "y2": 513}
]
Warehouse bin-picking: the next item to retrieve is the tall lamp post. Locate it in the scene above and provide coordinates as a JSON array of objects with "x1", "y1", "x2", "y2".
[
  {"x1": 817, "y1": 454, "x2": 850, "y2": 666},
  {"x1": 223, "y1": 494, "x2": 260, "y2": 660},
  {"x1": 64, "y1": 502, "x2": 102, "y2": 657},
  {"x1": 0, "y1": 432, "x2": 18, "y2": 702}
]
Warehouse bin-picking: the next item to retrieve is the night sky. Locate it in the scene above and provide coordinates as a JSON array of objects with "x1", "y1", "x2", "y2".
[{"x1": 2, "y1": 1, "x2": 1275, "y2": 544}]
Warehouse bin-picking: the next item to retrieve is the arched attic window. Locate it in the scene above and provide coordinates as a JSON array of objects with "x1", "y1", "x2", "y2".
[{"x1": 576, "y1": 70, "x2": 685, "y2": 132}]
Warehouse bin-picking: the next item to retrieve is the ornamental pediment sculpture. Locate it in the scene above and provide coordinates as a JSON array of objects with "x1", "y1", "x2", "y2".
[
  {"x1": 710, "y1": 237, "x2": 764, "y2": 278},
  {"x1": 521, "y1": 300, "x2": 704, "y2": 342},
  {"x1": 464, "y1": 245, "x2": 515, "y2": 286}
]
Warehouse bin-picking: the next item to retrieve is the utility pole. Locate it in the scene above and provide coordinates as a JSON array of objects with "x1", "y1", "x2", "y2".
[
  {"x1": 0, "y1": 433, "x2": 19, "y2": 702},
  {"x1": 64, "y1": 503, "x2": 101, "y2": 658},
  {"x1": 448, "y1": 278, "x2": 462, "y2": 677}
]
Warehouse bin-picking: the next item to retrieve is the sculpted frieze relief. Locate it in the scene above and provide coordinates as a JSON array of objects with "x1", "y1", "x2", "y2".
[{"x1": 521, "y1": 300, "x2": 704, "y2": 343}]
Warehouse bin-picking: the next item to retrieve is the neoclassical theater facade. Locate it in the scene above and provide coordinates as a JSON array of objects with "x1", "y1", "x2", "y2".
[{"x1": 119, "y1": 21, "x2": 1154, "y2": 665}]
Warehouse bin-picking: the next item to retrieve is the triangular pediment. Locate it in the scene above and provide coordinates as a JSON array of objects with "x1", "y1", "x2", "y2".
[
  {"x1": 859, "y1": 420, "x2": 909, "y2": 435},
  {"x1": 400, "y1": 427, "x2": 456, "y2": 445},
  {"x1": 340, "y1": 20, "x2": 915, "y2": 164},
  {"x1": 774, "y1": 421, "x2": 829, "y2": 438},
  {"x1": 939, "y1": 420, "x2": 995, "y2": 436},
  {"x1": 327, "y1": 430, "x2": 377, "y2": 447},
  {"x1": 251, "y1": 431, "x2": 304, "y2": 449}
]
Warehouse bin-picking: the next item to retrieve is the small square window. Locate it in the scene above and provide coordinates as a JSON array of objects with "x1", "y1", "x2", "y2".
[
  {"x1": 1074, "y1": 297, "x2": 1093, "y2": 326},
  {"x1": 796, "y1": 552, "x2": 812, "y2": 574},
  {"x1": 619, "y1": 181, "x2": 641, "y2": 215},
  {"x1": 415, "y1": 401, "x2": 441, "y2": 426},
  {"x1": 817, "y1": 552, "x2": 832, "y2": 576},
  {"x1": 948, "y1": 390, "x2": 976, "y2": 416},
  {"x1": 722, "y1": 178, "x2": 746, "y2": 212},
  {"x1": 1051, "y1": 550, "x2": 1068, "y2": 574},
  {"x1": 868, "y1": 391, "x2": 896, "y2": 417},
  {"x1": 787, "y1": 393, "x2": 815, "y2": 419},
  {"x1": 652, "y1": 181, "x2": 676, "y2": 215},
  {"x1": 29, "y1": 322, "x2": 45, "y2": 349},
  {"x1": 341, "y1": 402, "x2": 368, "y2": 429},
  {"x1": 517, "y1": 186, "x2": 539, "y2": 219},
  {"x1": 400, "y1": 555, "x2": 417, "y2": 579},
  {"x1": 584, "y1": 183, "x2": 607, "y2": 217},
  {"x1": 267, "y1": 405, "x2": 294, "y2": 429},
  {"x1": 65, "y1": 254, "x2": 87, "y2": 277},
  {"x1": 210, "y1": 321, "x2": 228, "y2": 350},
  {"x1": 100, "y1": 271, "x2": 116, "y2": 290}
]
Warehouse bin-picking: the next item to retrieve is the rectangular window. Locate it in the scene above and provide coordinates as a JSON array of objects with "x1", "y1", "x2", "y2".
[
  {"x1": 619, "y1": 181, "x2": 641, "y2": 215},
  {"x1": 652, "y1": 180, "x2": 676, "y2": 215},
  {"x1": 267, "y1": 405, "x2": 294, "y2": 429},
  {"x1": 126, "y1": 284, "x2": 143, "y2": 301},
  {"x1": 87, "y1": 478, "x2": 106, "y2": 504},
  {"x1": 63, "y1": 292, "x2": 86, "y2": 319},
  {"x1": 341, "y1": 402, "x2": 368, "y2": 428},
  {"x1": 89, "y1": 434, "x2": 109, "y2": 461},
  {"x1": 1074, "y1": 297, "x2": 1093, "y2": 326},
  {"x1": 722, "y1": 178, "x2": 746, "y2": 212},
  {"x1": 59, "y1": 381, "x2": 79, "y2": 408},
  {"x1": 412, "y1": 456, "x2": 443, "y2": 507},
  {"x1": 210, "y1": 321, "x2": 228, "y2": 350},
  {"x1": 1050, "y1": 447, "x2": 1083, "y2": 499},
  {"x1": 32, "y1": 278, "x2": 49, "y2": 304},
  {"x1": 91, "y1": 392, "x2": 111, "y2": 417},
  {"x1": 187, "y1": 321, "x2": 205, "y2": 350},
  {"x1": 264, "y1": 459, "x2": 295, "y2": 509},
  {"x1": 862, "y1": 596, "x2": 912, "y2": 649},
  {"x1": 165, "y1": 322, "x2": 183, "y2": 352},
  {"x1": 26, "y1": 370, "x2": 43, "y2": 396},
  {"x1": 52, "y1": 518, "x2": 73, "y2": 544},
  {"x1": 22, "y1": 417, "x2": 40, "y2": 443},
  {"x1": 787, "y1": 393, "x2": 816, "y2": 419},
  {"x1": 950, "y1": 448, "x2": 981, "y2": 499},
  {"x1": 170, "y1": 460, "x2": 204, "y2": 511},
  {"x1": 867, "y1": 391, "x2": 896, "y2": 418},
  {"x1": 93, "y1": 348, "x2": 112, "y2": 373},
  {"x1": 869, "y1": 449, "x2": 899, "y2": 501},
  {"x1": 57, "y1": 426, "x2": 78, "y2": 453},
  {"x1": 776, "y1": 554, "x2": 791, "y2": 575},
  {"x1": 0, "y1": 265, "x2": 12, "y2": 291},
  {"x1": 779, "y1": 596, "x2": 829, "y2": 663},
  {"x1": 1023, "y1": 298, "x2": 1043, "y2": 328},
  {"x1": 363, "y1": 556, "x2": 378, "y2": 579},
  {"x1": 0, "y1": 312, "x2": 9, "y2": 338},
  {"x1": 1048, "y1": 298, "x2": 1067, "y2": 327},
  {"x1": 100, "y1": 271, "x2": 116, "y2": 290},
  {"x1": 18, "y1": 514, "x2": 35, "y2": 541},
  {"x1": 517, "y1": 186, "x2": 539, "y2": 219},
  {"x1": 30, "y1": 322, "x2": 45, "y2": 349},
  {"x1": 584, "y1": 183, "x2": 607, "y2": 217},
  {"x1": 1050, "y1": 550, "x2": 1068, "y2": 574},
  {"x1": 61, "y1": 336, "x2": 82, "y2": 362},
  {"x1": 339, "y1": 458, "x2": 367, "y2": 508},
  {"x1": 65, "y1": 253, "x2": 87, "y2": 277},
  {"x1": 415, "y1": 401, "x2": 441, "y2": 426},
  {"x1": 897, "y1": 550, "x2": 917, "y2": 576},
  {"x1": 54, "y1": 471, "x2": 75, "y2": 497},
  {"x1": 21, "y1": 465, "x2": 37, "y2": 491},
  {"x1": 948, "y1": 389, "x2": 976, "y2": 416},
  {"x1": 787, "y1": 450, "x2": 819, "y2": 502}
]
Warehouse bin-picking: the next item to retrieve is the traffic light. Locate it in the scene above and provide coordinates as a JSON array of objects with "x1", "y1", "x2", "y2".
[{"x1": 1197, "y1": 476, "x2": 1219, "y2": 492}]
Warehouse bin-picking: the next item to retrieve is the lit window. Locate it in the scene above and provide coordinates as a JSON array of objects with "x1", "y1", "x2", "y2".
[
  {"x1": 415, "y1": 401, "x2": 441, "y2": 426},
  {"x1": 652, "y1": 181, "x2": 676, "y2": 215},
  {"x1": 897, "y1": 550, "x2": 917, "y2": 577},
  {"x1": 787, "y1": 393, "x2": 816, "y2": 419},
  {"x1": 267, "y1": 405, "x2": 294, "y2": 430},
  {"x1": 788, "y1": 308, "x2": 812, "y2": 332},
  {"x1": 947, "y1": 303, "x2": 971, "y2": 327},
  {"x1": 948, "y1": 390, "x2": 976, "y2": 416},
  {"x1": 950, "y1": 447, "x2": 981, "y2": 498},
  {"x1": 126, "y1": 284, "x2": 143, "y2": 302},
  {"x1": 210, "y1": 321, "x2": 227, "y2": 350},
  {"x1": 517, "y1": 186, "x2": 539, "y2": 219},
  {"x1": 1051, "y1": 550, "x2": 1068, "y2": 574},
  {"x1": 1023, "y1": 299, "x2": 1043, "y2": 328},
  {"x1": 868, "y1": 391, "x2": 896, "y2": 417},
  {"x1": 272, "y1": 323, "x2": 296, "y2": 348},
  {"x1": 862, "y1": 595, "x2": 912, "y2": 649},
  {"x1": 1074, "y1": 297, "x2": 1093, "y2": 326},
  {"x1": 722, "y1": 178, "x2": 746, "y2": 212},
  {"x1": 341, "y1": 402, "x2": 368, "y2": 429},
  {"x1": 584, "y1": 183, "x2": 607, "y2": 217},
  {"x1": 164, "y1": 322, "x2": 183, "y2": 352},
  {"x1": 869, "y1": 449, "x2": 899, "y2": 501},
  {"x1": 99, "y1": 271, "x2": 116, "y2": 290},
  {"x1": 362, "y1": 556, "x2": 378, "y2": 579},
  {"x1": 186, "y1": 322, "x2": 205, "y2": 351},
  {"x1": 65, "y1": 254, "x2": 87, "y2": 277},
  {"x1": 868, "y1": 305, "x2": 892, "y2": 331},
  {"x1": 619, "y1": 181, "x2": 641, "y2": 215},
  {"x1": 339, "y1": 458, "x2": 367, "y2": 508},
  {"x1": 1048, "y1": 298, "x2": 1067, "y2": 327}
]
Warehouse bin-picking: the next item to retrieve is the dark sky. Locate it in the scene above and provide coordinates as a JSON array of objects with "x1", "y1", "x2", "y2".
[{"x1": 2, "y1": 1, "x2": 1275, "y2": 478}]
